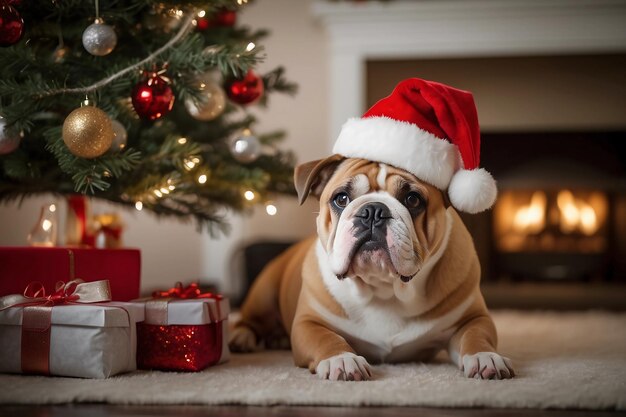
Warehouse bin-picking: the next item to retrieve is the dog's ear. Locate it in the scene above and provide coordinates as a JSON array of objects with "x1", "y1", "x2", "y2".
[
  {"x1": 442, "y1": 189, "x2": 453, "y2": 209},
  {"x1": 294, "y1": 154, "x2": 344, "y2": 205}
]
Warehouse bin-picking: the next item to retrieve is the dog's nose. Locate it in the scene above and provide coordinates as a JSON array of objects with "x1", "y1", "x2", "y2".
[{"x1": 356, "y1": 203, "x2": 392, "y2": 228}]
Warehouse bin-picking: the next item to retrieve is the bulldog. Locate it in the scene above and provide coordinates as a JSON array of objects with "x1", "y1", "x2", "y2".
[{"x1": 229, "y1": 78, "x2": 515, "y2": 381}]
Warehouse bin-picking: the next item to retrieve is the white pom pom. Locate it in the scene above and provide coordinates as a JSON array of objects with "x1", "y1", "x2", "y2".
[{"x1": 448, "y1": 168, "x2": 497, "y2": 214}]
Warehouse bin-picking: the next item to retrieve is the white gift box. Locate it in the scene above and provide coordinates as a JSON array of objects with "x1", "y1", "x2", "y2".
[{"x1": 0, "y1": 302, "x2": 144, "y2": 378}]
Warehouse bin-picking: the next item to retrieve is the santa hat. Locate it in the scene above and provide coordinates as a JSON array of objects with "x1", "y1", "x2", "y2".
[{"x1": 332, "y1": 78, "x2": 496, "y2": 214}]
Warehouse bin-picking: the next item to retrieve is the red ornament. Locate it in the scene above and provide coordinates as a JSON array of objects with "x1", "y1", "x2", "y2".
[
  {"x1": 131, "y1": 72, "x2": 175, "y2": 120},
  {"x1": 225, "y1": 70, "x2": 264, "y2": 106},
  {"x1": 196, "y1": 16, "x2": 210, "y2": 31},
  {"x1": 0, "y1": 3, "x2": 24, "y2": 47},
  {"x1": 196, "y1": 9, "x2": 236, "y2": 31},
  {"x1": 213, "y1": 9, "x2": 237, "y2": 27}
]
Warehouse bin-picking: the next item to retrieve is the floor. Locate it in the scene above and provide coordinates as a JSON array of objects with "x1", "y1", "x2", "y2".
[{"x1": 0, "y1": 406, "x2": 624, "y2": 417}]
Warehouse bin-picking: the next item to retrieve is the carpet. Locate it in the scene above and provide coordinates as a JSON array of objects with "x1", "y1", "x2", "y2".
[{"x1": 1, "y1": 310, "x2": 625, "y2": 410}]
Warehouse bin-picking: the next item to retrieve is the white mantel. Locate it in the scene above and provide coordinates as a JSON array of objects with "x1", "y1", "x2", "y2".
[{"x1": 312, "y1": 0, "x2": 626, "y2": 148}]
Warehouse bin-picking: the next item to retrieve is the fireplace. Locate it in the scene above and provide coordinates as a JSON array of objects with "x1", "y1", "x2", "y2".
[
  {"x1": 463, "y1": 132, "x2": 626, "y2": 287},
  {"x1": 494, "y1": 186, "x2": 610, "y2": 279}
]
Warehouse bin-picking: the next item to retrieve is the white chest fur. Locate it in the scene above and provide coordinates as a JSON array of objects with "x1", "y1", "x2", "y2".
[{"x1": 313, "y1": 212, "x2": 472, "y2": 363}]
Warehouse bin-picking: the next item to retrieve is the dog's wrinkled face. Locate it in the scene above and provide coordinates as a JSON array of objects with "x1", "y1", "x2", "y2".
[{"x1": 296, "y1": 157, "x2": 449, "y2": 298}]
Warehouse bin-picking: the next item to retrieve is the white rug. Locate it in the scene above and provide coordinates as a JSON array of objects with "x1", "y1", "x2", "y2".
[{"x1": 1, "y1": 311, "x2": 625, "y2": 410}]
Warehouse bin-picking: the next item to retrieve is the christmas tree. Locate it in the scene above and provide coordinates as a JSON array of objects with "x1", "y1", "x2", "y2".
[{"x1": 0, "y1": 0, "x2": 297, "y2": 234}]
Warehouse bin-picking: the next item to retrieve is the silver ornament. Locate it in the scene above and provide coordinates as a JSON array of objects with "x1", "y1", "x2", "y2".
[
  {"x1": 184, "y1": 73, "x2": 226, "y2": 121},
  {"x1": 0, "y1": 115, "x2": 22, "y2": 155},
  {"x1": 110, "y1": 120, "x2": 128, "y2": 152},
  {"x1": 82, "y1": 19, "x2": 117, "y2": 56},
  {"x1": 230, "y1": 129, "x2": 261, "y2": 163}
]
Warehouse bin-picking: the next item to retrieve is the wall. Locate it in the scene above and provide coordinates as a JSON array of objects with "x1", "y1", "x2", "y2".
[
  {"x1": 367, "y1": 55, "x2": 626, "y2": 131},
  {"x1": 0, "y1": 0, "x2": 327, "y2": 297}
]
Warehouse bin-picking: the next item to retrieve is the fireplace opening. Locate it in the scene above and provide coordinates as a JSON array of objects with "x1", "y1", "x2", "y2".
[
  {"x1": 493, "y1": 185, "x2": 610, "y2": 281},
  {"x1": 496, "y1": 189, "x2": 608, "y2": 254},
  {"x1": 466, "y1": 132, "x2": 626, "y2": 285}
]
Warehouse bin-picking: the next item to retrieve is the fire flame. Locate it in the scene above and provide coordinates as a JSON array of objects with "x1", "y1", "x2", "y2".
[
  {"x1": 513, "y1": 191, "x2": 546, "y2": 233},
  {"x1": 512, "y1": 190, "x2": 600, "y2": 236},
  {"x1": 556, "y1": 190, "x2": 599, "y2": 236}
]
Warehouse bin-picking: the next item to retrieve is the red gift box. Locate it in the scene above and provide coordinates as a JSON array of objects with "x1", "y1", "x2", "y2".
[
  {"x1": 0, "y1": 247, "x2": 141, "y2": 301},
  {"x1": 136, "y1": 284, "x2": 230, "y2": 372}
]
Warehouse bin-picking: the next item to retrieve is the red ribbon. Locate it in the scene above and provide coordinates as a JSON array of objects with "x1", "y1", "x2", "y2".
[
  {"x1": 67, "y1": 195, "x2": 88, "y2": 245},
  {"x1": 151, "y1": 282, "x2": 222, "y2": 300}
]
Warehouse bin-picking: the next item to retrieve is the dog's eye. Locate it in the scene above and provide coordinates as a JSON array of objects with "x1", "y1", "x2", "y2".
[
  {"x1": 404, "y1": 192, "x2": 423, "y2": 210},
  {"x1": 333, "y1": 193, "x2": 350, "y2": 209}
]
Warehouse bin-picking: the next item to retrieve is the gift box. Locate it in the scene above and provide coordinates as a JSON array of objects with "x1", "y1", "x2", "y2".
[
  {"x1": 136, "y1": 284, "x2": 230, "y2": 372},
  {"x1": 0, "y1": 247, "x2": 141, "y2": 301},
  {"x1": 0, "y1": 280, "x2": 144, "y2": 378}
]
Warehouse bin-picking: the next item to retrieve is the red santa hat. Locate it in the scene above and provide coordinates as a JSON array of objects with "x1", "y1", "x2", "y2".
[{"x1": 332, "y1": 77, "x2": 496, "y2": 214}]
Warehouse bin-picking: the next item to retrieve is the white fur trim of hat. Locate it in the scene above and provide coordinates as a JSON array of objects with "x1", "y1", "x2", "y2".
[{"x1": 332, "y1": 116, "x2": 497, "y2": 213}]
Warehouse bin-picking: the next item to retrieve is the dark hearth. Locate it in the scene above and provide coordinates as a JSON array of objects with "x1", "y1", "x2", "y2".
[{"x1": 463, "y1": 132, "x2": 626, "y2": 284}]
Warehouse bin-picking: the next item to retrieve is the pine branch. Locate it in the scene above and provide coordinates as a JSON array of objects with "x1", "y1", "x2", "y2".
[{"x1": 258, "y1": 66, "x2": 298, "y2": 107}]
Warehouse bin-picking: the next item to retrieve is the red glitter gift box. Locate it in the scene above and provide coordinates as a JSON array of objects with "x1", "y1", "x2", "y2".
[{"x1": 136, "y1": 287, "x2": 230, "y2": 372}]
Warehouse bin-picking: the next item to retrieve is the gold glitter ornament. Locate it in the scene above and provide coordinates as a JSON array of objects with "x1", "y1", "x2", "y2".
[
  {"x1": 184, "y1": 73, "x2": 226, "y2": 121},
  {"x1": 62, "y1": 106, "x2": 113, "y2": 159}
]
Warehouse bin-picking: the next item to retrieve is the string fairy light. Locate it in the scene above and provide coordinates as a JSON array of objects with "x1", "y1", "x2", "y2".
[
  {"x1": 183, "y1": 156, "x2": 201, "y2": 171},
  {"x1": 244, "y1": 190, "x2": 255, "y2": 201},
  {"x1": 265, "y1": 202, "x2": 277, "y2": 216}
]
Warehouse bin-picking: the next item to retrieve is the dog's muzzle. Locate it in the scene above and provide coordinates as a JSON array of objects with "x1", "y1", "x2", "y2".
[
  {"x1": 335, "y1": 202, "x2": 415, "y2": 283},
  {"x1": 331, "y1": 193, "x2": 421, "y2": 283}
]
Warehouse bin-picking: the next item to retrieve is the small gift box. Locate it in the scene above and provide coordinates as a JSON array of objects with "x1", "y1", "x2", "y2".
[
  {"x1": 136, "y1": 283, "x2": 230, "y2": 372},
  {"x1": 0, "y1": 280, "x2": 144, "y2": 379}
]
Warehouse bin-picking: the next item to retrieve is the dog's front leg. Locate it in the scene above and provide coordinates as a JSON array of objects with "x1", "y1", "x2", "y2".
[
  {"x1": 291, "y1": 318, "x2": 372, "y2": 381},
  {"x1": 448, "y1": 314, "x2": 515, "y2": 380}
]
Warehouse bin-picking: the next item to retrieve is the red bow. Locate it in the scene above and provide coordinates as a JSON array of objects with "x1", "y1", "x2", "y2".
[
  {"x1": 0, "y1": 279, "x2": 111, "y2": 311},
  {"x1": 25, "y1": 281, "x2": 79, "y2": 305},
  {"x1": 151, "y1": 282, "x2": 222, "y2": 300}
]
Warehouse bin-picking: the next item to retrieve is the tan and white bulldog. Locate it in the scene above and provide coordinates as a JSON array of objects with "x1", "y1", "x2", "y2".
[
  {"x1": 230, "y1": 77, "x2": 514, "y2": 381},
  {"x1": 230, "y1": 157, "x2": 514, "y2": 381}
]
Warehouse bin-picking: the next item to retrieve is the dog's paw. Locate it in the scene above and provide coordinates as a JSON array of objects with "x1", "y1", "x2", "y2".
[
  {"x1": 462, "y1": 352, "x2": 515, "y2": 380},
  {"x1": 316, "y1": 352, "x2": 372, "y2": 381},
  {"x1": 228, "y1": 325, "x2": 258, "y2": 352}
]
